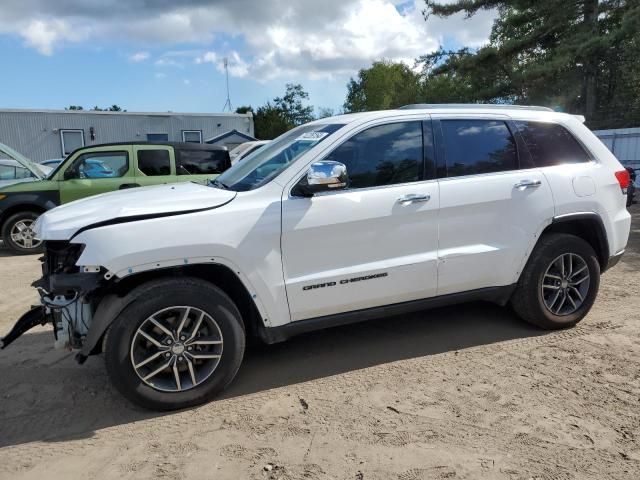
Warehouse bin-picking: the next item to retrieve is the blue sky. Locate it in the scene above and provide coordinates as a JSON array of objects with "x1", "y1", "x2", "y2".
[{"x1": 0, "y1": 0, "x2": 495, "y2": 115}]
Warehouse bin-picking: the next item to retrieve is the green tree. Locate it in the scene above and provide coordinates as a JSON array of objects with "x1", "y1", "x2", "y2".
[
  {"x1": 254, "y1": 102, "x2": 291, "y2": 140},
  {"x1": 344, "y1": 60, "x2": 422, "y2": 112},
  {"x1": 274, "y1": 83, "x2": 315, "y2": 126},
  {"x1": 253, "y1": 84, "x2": 314, "y2": 139},
  {"x1": 235, "y1": 105, "x2": 253, "y2": 114},
  {"x1": 66, "y1": 105, "x2": 84, "y2": 110},
  {"x1": 90, "y1": 105, "x2": 126, "y2": 112},
  {"x1": 422, "y1": 0, "x2": 640, "y2": 128},
  {"x1": 316, "y1": 107, "x2": 335, "y2": 118}
]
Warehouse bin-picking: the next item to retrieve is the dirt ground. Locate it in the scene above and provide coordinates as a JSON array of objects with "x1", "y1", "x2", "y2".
[{"x1": 0, "y1": 207, "x2": 639, "y2": 480}]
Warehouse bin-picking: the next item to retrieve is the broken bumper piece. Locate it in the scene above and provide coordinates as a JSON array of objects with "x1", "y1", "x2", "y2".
[{"x1": 0, "y1": 306, "x2": 48, "y2": 349}]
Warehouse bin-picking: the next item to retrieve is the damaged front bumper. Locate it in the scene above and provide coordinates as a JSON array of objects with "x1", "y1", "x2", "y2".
[
  {"x1": 0, "y1": 305, "x2": 48, "y2": 350},
  {"x1": 1, "y1": 240, "x2": 105, "y2": 356}
]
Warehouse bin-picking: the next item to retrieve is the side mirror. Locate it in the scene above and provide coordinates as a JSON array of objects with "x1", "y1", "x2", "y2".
[
  {"x1": 298, "y1": 161, "x2": 348, "y2": 196},
  {"x1": 63, "y1": 168, "x2": 76, "y2": 180}
]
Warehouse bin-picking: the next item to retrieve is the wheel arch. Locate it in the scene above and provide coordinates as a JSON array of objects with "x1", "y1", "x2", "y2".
[
  {"x1": 539, "y1": 213, "x2": 609, "y2": 270},
  {"x1": 0, "y1": 203, "x2": 48, "y2": 231},
  {"x1": 80, "y1": 263, "x2": 266, "y2": 360}
]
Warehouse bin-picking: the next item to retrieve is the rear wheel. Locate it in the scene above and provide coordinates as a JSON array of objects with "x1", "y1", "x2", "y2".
[
  {"x1": 1, "y1": 211, "x2": 44, "y2": 255},
  {"x1": 104, "y1": 278, "x2": 245, "y2": 410},
  {"x1": 511, "y1": 233, "x2": 600, "y2": 329}
]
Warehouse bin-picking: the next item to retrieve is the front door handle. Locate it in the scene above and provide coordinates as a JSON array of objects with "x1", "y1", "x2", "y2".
[
  {"x1": 119, "y1": 183, "x2": 140, "y2": 189},
  {"x1": 514, "y1": 179, "x2": 542, "y2": 189},
  {"x1": 397, "y1": 193, "x2": 430, "y2": 205}
]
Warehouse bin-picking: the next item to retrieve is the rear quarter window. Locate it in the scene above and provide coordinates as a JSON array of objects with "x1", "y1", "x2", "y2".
[
  {"x1": 176, "y1": 149, "x2": 231, "y2": 175},
  {"x1": 515, "y1": 121, "x2": 591, "y2": 167}
]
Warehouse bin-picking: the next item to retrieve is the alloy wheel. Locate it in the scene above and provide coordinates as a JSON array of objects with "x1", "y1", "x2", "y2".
[
  {"x1": 541, "y1": 253, "x2": 590, "y2": 316},
  {"x1": 10, "y1": 219, "x2": 42, "y2": 249},
  {"x1": 130, "y1": 306, "x2": 223, "y2": 392}
]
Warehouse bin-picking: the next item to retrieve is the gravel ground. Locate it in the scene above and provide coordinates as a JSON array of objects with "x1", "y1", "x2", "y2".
[{"x1": 0, "y1": 205, "x2": 639, "y2": 480}]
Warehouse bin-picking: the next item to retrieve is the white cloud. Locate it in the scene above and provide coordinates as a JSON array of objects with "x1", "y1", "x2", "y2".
[
  {"x1": 183, "y1": 79, "x2": 191, "y2": 85},
  {"x1": 21, "y1": 19, "x2": 88, "y2": 56},
  {"x1": 196, "y1": 51, "x2": 249, "y2": 78},
  {"x1": 154, "y1": 57, "x2": 183, "y2": 68},
  {"x1": 195, "y1": 51, "x2": 218, "y2": 65},
  {"x1": 0, "y1": 0, "x2": 496, "y2": 78},
  {"x1": 129, "y1": 51, "x2": 149, "y2": 62},
  {"x1": 154, "y1": 72, "x2": 166, "y2": 79}
]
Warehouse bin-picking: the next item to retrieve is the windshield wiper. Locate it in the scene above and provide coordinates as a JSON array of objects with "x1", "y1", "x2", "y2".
[{"x1": 210, "y1": 178, "x2": 229, "y2": 190}]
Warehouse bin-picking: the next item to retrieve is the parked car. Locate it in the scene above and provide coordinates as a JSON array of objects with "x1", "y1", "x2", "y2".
[
  {"x1": 0, "y1": 142, "x2": 230, "y2": 254},
  {"x1": 0, "y1": 142, "x2": 52, "y2": 188},
  {"x1": 626, "y1": 166, "x2": 637, "y2": 206},
  {"x1": 39, "y1": 158, "x2": 65, "y2": 169},
  {"x1": 229, "y1": 140, "x2": 269, "y2": 164},
  {"x1": 1, "y1": 105, "x2": 631, "y2": 410}
]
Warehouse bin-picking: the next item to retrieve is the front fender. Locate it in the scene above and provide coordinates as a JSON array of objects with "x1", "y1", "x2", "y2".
[
  {"x1": 0, "y1": 191, "x2": 60, "y2": 226},
  {"x1": 71, "y1": 195, "x2": 289, "y2": 328}
]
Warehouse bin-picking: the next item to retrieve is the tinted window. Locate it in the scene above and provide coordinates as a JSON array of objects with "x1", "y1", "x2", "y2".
[
  {"x1": 325, "y1": 122, "x2": 422, "y2": 189},
  {"x1": 516, "y1": 121, "x2": 590, "y2": 167},
  {"x1": 138, "y1": 149, "x2": 171, "y2": 176},
  {"x1": 176, "y1": 149, "x2": 231, "y2": 175},
  {"x1": 441, "y1": 120, "x2": 518, "y2": 177},
  {"x1": 67, "y1": 152, "x2": 129, "y2": 179}
]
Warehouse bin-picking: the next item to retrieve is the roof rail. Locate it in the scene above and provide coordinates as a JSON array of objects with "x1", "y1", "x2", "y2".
[{"x1": 398, "y1": 104, "x2": 555, "y2": 112}]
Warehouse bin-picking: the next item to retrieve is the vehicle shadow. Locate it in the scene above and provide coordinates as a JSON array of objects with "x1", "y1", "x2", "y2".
[{"x1": 0, "y1": 301, "x2": 546, "y2": 448}]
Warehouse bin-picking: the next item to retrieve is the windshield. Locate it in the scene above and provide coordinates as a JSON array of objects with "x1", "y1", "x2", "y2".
[{"x1": 214, "y1": 123, "x2": 345, "y2": 191}]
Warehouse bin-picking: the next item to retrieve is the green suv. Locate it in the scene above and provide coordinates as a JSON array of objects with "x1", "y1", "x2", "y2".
[{"x1": 0, "y1": 142, "x2": 230, "y2": 254}]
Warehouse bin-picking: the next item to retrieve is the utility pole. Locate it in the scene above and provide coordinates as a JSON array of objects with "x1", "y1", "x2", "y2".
[{"x1": 222, "y1": 57, "x2": 233, "y2": 112}]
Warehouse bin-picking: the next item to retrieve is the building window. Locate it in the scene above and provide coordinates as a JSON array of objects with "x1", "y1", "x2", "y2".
[
  {"x1": 60, "y1": 129, "x2": 85, "y2": 156},
  {"x1": 182, "y1": 130, "x2": 203, "y2": 143},
  {"x1": 147, "y1": 133, "x2": 169, "y2": 142}
]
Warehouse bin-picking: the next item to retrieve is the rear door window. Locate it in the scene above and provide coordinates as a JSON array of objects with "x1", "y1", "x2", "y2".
[
  {"x1": 515, "y1": 121, "x2": 591, "y2": 167},
  {"x1": 176, "y1": 149, "x2": 231, "y2": 175},
  {"x1": 137, "y1": 149, "x2": 171, "y2": 176},
  {"x1": 440, "y1": 119, "x2": 518, "y2": 177}
]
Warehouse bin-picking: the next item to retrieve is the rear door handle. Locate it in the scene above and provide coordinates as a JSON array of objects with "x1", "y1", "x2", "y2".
[
  {"x1": 514, "y1": 179, "x2": 542, "y2": 189},
  {"x1": 119, "y1": 183, "x2": 140, "y2": 189},
  {"x1": 397, "y1": 193, "x2": 430, "y2": 204}
]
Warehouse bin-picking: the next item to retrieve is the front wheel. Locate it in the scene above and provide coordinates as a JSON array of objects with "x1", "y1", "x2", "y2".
[
  {"x1": 1, "y1": 211, "x2": 44, "y2": 255},
  {"x1": 511, "y1": 233, "x2": 600, "y2": 329},
  {"x1": 104, "y1": 278, "x2": 245, "y2": 410}
]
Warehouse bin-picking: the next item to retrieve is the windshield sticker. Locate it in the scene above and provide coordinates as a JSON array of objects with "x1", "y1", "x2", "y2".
[{"x1": 296, "y1": 131, "x2": 329, "y2": 142}]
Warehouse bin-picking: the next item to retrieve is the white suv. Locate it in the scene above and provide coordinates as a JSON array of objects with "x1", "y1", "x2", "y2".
[{"x1": 1, "y1": 105, "x2": 632, "y2": 410}]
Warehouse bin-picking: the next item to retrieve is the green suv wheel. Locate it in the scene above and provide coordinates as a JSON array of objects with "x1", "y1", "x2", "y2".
[{"x1": 1, "y1": 211, "x2": 44, "y2": 255}]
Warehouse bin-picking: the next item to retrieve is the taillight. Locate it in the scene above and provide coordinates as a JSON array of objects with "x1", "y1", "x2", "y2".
[{"x1": 615, "y1": 170, "x2": 631, "y2": 193}]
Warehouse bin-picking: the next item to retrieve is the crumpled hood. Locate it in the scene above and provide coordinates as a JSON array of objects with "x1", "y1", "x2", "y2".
[{"x1": 35, "y1": 182, "x2": 236, "y2": 240}]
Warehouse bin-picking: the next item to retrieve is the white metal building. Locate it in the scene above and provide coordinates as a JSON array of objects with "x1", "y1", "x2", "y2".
[
  {"x1": 594, "y1": 127, "x2": 640, "y2": 169},
  {"x1": 0, "y1": 109, "x2": 254, "y2": 162}
]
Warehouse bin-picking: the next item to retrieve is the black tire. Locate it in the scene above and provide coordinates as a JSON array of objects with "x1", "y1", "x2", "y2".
[
  {"x1": 1, "y1": 211, "x2": 44, "y2": 255},
  {"x1": 104, "y1": 277, "x2": 245, "y2": 410},
  {"x1": 511, "y1": 233, "x2": 600, "y2": 329}
]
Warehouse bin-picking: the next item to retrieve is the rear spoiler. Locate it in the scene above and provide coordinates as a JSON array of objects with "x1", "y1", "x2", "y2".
[{"x1": 572, "y1": 115, "x2": 586, "y2": 123}]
